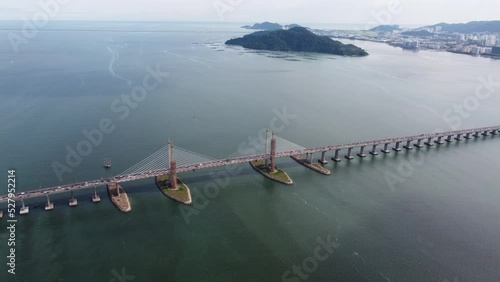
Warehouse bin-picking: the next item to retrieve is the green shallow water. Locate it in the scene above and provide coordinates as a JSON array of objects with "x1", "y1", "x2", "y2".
[{"x1": 0, "y1": 22, "x2": 500, "y2": 282}]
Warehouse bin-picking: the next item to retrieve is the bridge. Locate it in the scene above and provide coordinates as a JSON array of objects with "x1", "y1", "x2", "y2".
[{"x1": 1, "y1": 125, "x2": 499, "y2": 210}]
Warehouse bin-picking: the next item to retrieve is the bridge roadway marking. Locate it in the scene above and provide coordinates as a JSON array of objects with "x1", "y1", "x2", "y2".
[{"x1": 1, "y1": 125, "x2": 498, "y2": 204}]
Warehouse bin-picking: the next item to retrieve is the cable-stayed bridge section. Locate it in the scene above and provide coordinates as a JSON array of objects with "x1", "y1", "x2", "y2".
[{"x1": 1, "y1": 125, "x2": 499, "y2": 212}]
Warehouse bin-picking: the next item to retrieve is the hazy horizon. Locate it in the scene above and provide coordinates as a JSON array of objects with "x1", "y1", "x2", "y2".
[{"x1": 1, "y1": 0, "x2": 499, "y2": 26}]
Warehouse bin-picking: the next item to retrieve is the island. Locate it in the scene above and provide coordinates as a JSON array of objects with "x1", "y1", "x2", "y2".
[
  {"x1": 156, "y1": 174, "x2": 192, "y2": 205},
  {"x1": 284, "y1": 24, "x2": 303, "y2": 29},
  {"x1": 226, "y1": 27, "x2": 368, "y2": 56},
  {"x1": 249, "y1": 160, "x2": 293, "y2": 185},
  {"x1": 241, "y1": 22, "x2": 283, "y2": 30},
  {"x1": 290, "y1": 156, "x2": 331, "y2": 175},
  {"x1": 107, "y1": 183, "x2": 131, "y2": 212},
  {"x1": 369, "y1": 25, "x2": 401, "y2": 33}
]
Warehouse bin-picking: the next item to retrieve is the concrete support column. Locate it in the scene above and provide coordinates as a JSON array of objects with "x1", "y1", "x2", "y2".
[
  {"x1": 45, "y1": 194, "x2": 54, "y2": 211},
  {"x1": 170, "y1": 160, "x2": 178, "y2": 189},
  {"x1": 464, "y1": 133, "x2": 471, "y2": 139},
  {"x1": 332, "y1": 149, "x2": 341, "y2": 162},
  {"x1": 403, "y1": 140, "x2": 414, "y2": 150},
  {"x1": 92, "y1": 186, "x2": 101, "y2": 203},
  {"x1": 393, "y1": 142, "x2": 402, "y2": 152},
  {"x1": 381, "y1": 143, "x2": 390, "y2": 154},
  {"x1": 318, "y1": 151, "x2": 328, "y2": 164},
  {"x1": 425, "y1": 137, "x2": 434, "y2": 146},
  {"x1": 455, "y1": 134, "x2": 462, "y2": 141},
  {"x1": 357, "y1": 146, "x2": 367, "y2": 158},
  {"x1": 435, "y1": 136, "x2": 444, "y2": 144},
  {"x1": 20, "y1": 199, "x2": 29, "y2": 215},
  {"x1": 491, "y1": 129, "x2": 498, "y2": 135},
  {"x1": 69, "y1": 191, "x2": 78, "y2": 207},
  {"x1": 345, "y1": 148, "x2": 354, "y2": 160},
  {"x1": 415, "y1": 139, "x2": 424, "y2": 148},
  {"x1": 168, "y1": 140, "x2": 178, "y2": 190},
  {"x1": 445, "y1": 135, "x2": 453, "y2": 142},
  {"x1": 270, "y1": 134, "x2": 277, "y2": 172},
  {"x1": 482, "y1": 130, "x2": 489, "y2": 136},
  {"x1": 370, "y1": 144, "x2": 379, "y2": 156},
  {"x1": 473, "y1": 132, "x2": 480, "y2": 137}
]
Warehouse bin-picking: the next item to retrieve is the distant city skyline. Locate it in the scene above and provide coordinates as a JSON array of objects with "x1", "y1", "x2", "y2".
[{"x1": 0, "y1": 0, "x2": 499, "y2": 26}]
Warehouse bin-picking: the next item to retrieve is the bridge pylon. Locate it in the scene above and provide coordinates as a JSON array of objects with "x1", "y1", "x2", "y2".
[
  {"x1": 269, "y1": 131, "x2": 277, "y2": 173},
  {"x1": 168, "y1": 140, "x2": 179, "y2": 190}
]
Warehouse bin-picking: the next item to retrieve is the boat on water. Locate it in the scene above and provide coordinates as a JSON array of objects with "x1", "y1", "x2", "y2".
[{"x1": 103, "y1": 158, "x2": 112, "y2": 168}]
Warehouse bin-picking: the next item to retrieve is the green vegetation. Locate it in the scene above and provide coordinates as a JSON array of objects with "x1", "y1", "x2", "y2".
[
  {"x1": 156, "y1": 174, "x2": 192, "y2": 204},
  {"x1": 250, "y1": 160, "x2": 293, "y2": 185},
  {"x1": 226, "y1": 27, "x2": 368, "y2": 57}
]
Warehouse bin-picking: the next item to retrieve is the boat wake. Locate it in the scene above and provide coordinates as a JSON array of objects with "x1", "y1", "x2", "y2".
[{"x1": 107, "y1": 46, "x2": 131, "y2": 85}]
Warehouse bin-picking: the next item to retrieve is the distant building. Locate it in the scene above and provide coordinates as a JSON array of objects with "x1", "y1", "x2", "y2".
[
  {"x1": 492, "y1": 46, "x2": 500, "y2": 55},
  {"x1": 402, "y1": 40, "x2": 419, "y2": 50}
]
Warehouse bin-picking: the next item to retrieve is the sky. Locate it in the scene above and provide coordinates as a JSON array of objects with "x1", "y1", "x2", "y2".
[{"x1": 0, "y1": 0, "x2": 499, "y2": 26}]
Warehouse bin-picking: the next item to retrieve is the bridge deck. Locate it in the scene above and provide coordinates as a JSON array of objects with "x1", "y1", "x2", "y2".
[{"x1": 1, "y1": 125, "x2": 498, "y2": 204}]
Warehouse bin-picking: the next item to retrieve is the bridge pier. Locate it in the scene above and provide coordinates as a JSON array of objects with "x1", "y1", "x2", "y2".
[
  {"x1": 318, "y1": 151, "x2": 328, "y2": 164},
  {"x1": 482, "y1": 130, "x2": 489, "y2": 136},
  {"x1": 369, "y1": 144, "x2": 379, "y2": 156},
  {"x1": 425, "y1": 137, "x2": 434, "y2": 146},
  {"x1": 435, "y1": 136, "x2": 445, "y2": 144},
  {"x1": 69, "y1": 191, "x2": 78, "y2": 207},
  {"x1": 45, "y1": 195, "x2": 54, "y2": 211},
  {"x1": 332, "y1": 149, "x2": 342, "y2": 162},
  {"x1": 491, "y1": 129, "x2": 498, "y2": 135},
  {"x1": 345, "y1": 148, "x2": 354, "y2": 160},
  {"x1": 445, "y1": 135, "x2": 453, "y2": 143},
  {"x1": 464, "y1": 133, "x2": 471, "y2": 139},
  {"x1": 403, "y1": 140, "x2": 414, "y2": 150},
  {"x1": 414, "y1": 139, "x2": 424, "y2": 148},
  {"x1": 455, "y1": 134, "x2": 462, "y2": 141},
  {"x1": 381, "y1": 143, "x2": 390, "y2": 154},
  {"x1": 357, "y1": 146, "x2": 367, "y2": 158},
  {"x1": 19, "y1": 199, "x2": 29, "y2": 215},
  {"x1": 473, "y1": 132, "x2": 480, "y2": 138},
  {"x1": 392, "y1": 142, "x2": 402, "y2": 152},
  {"x1": 305, "y1": 153, "x2": 314, "y2": 164},
  {"x1": 92, "y1": 186, "x2": 101, "y2": 203}
]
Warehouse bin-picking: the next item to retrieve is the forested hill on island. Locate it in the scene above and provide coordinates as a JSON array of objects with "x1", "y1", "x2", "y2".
[{"x1": 226, "y1": 27, "x2": 368, "y2": 57}]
